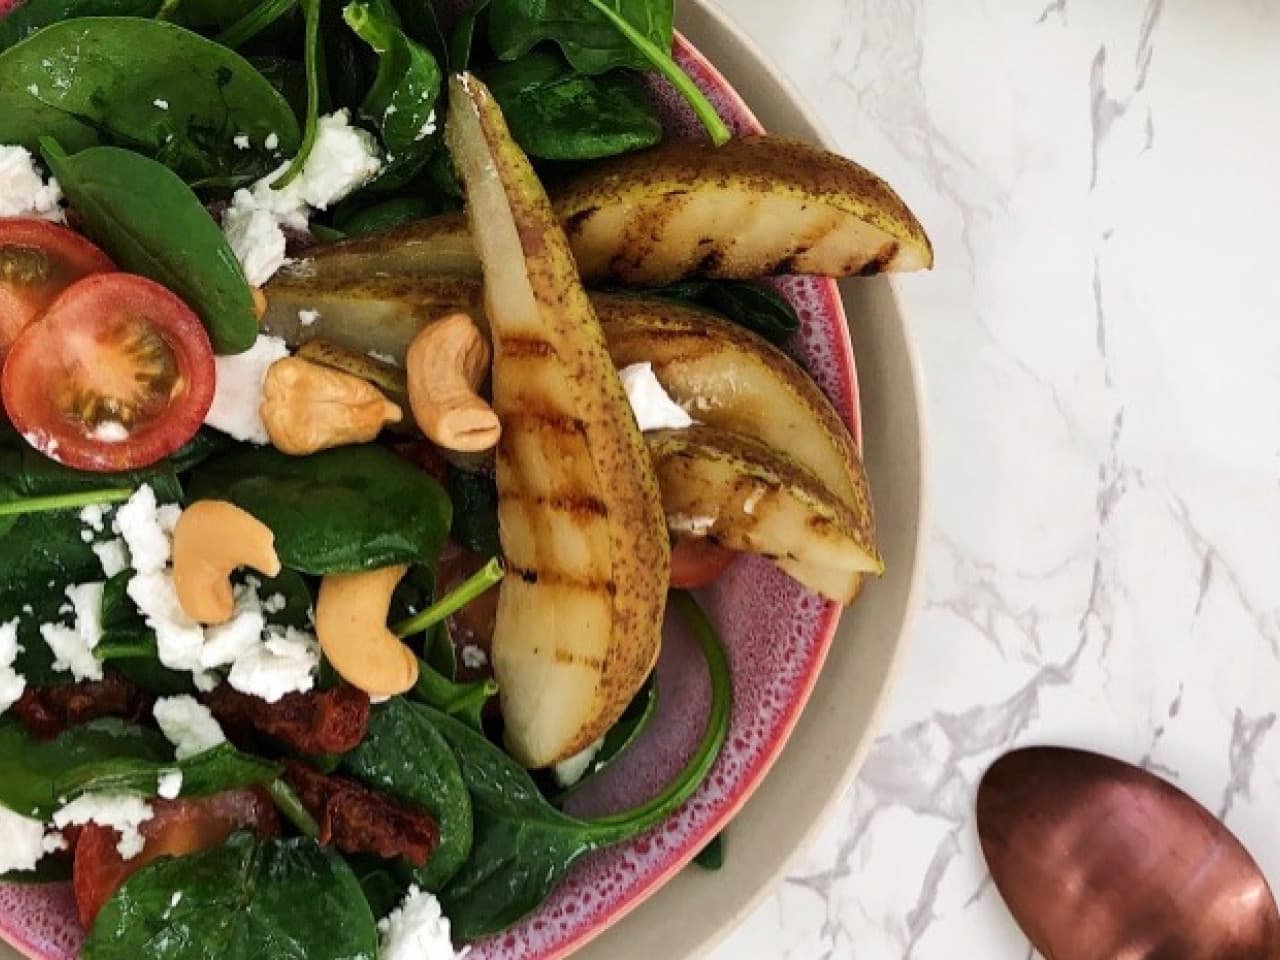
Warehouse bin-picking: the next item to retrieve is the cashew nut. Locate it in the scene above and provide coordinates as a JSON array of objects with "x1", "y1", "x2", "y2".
[
  {"x1": 406, "y1": 313, "x2": 501, "y2": 453},
  {"x1": 315, "y1": 565, "x2": 419, "y2": 697},
  {"x1": 260, "y1": 356, "x2": 403, "y2": 456},
  {"x1": 173, "y1": 500, "x2": 282, "y2": 625}
]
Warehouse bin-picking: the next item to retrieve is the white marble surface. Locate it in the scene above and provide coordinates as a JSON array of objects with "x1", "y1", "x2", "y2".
[{"x1": 712, "y1": 1, "x2": 1280, "y2": 957}]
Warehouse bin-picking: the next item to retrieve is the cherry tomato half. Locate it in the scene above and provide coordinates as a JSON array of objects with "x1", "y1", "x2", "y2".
[
  {"x1": 669, "y1": 536, "x2": 738, "y2": 589},
  {"x1": 2, "y1": 273, "x2": 216, "y2": 472},
  {"x1": 73, "y1": 789, "x2": 279, "y2": 929},
  {"x1": 0, "y1": 219, "x2": 114, "y2": 353}
]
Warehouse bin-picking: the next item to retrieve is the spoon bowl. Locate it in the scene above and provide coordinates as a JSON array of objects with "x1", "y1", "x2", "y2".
[{"x1": 977, "y1": 746, "x2": 1280, "y2": 960}]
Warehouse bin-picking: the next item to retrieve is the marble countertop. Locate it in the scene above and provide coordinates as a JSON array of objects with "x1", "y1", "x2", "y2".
[{"x1": 711, "y1": 1, "x2": 1280, "y2": 957}]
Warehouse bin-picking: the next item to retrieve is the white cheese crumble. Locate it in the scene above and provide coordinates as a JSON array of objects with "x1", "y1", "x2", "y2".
[
  {"x1": 378, "y1": 886, "x2": 461, "y2": 960},
  {"x1": 265, "y1": 132, "x2": 280, "y2": 151},
  {"x1": 39, "y1": 582, "x2": 105, "y2": 681},
  {"x1": 0, "y1": 618, "x2": 25, "y2": 715},
  {"x1": 0, "y1": 145, "x2": 64, "y2": 222},
  {"x1": 92, "y1": 538, "x2": 129, "y2": 578},
  {"x1": 154, "y1": 696, "x2": 226, "y2": 760},
  {"x1": 52, "y1": 794, "x2": 153, "y2": 860},
  {"x1": 416, "y1": 110, "x2": 438, "y2": 142},
  {"x1": 115, "y1": 485, "x2": 174, "y2": 574},
  {"x1": 552, "y1": 738, "x2": 604, "y2": 788},
  {"x1": 227, "y1": 625, "x2": 318, "y2": 703},
  {"x1": 233, "y1": 134, "x2": 251, "y2": 150},
  {"x1": 223, "y1": 110, "x2": 382, "y2": 285},
  {"x1": 204, "y1": 334, "x2": 290, "y2": 444},
  {"x1": 0, "y1": 805, "x2": 46, "y2": 874},
  {"x1": 90, "y1": 420, "x2": 129, "y2": 443},
  {"x1": 298, "y1": 308, "x2": 320, "y2": 327},
  {"x1": 153, "y1": 98, "x2": 169, "y2": 111},
  {"x1": 156, "y1": 770, "x2": 183, "y2": 800},
  {"x1": 460, "y1": 644, "x2": 487, "y2": 671},
  {"x1": 79, "y1": 504, "x2": 107, "y2": 533},
  {"x1": 619, "y1": 363, "x2": 694, "y2": 432}
]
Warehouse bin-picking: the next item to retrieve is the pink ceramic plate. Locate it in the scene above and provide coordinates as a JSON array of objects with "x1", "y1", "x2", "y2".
[{"x1": 0, "y1": 19, "x2": 864, "y2": 960}]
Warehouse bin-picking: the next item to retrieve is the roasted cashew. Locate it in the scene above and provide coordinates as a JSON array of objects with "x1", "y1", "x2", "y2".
[
  {"x1": 261, "y1": 356, "x2": 403, "y2": 455},
  {"x1": 315, "y1": 565, "x2": 419, "y2": 697},
  {"x1": 406, "y1": 313, "x2": 501, "y2": 453},
  {"x1": 173, "y1": 500, "x2": 282, "y2": 625}
]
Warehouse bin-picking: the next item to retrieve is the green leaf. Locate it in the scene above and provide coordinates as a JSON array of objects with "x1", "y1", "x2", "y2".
[
  {"x1": 448, "y1": 0, "x2": 489, "y2": 71},
  {"x1": 445, "y1": 466, "x2": 499, "y2": 557},
  {"x1": 0, "y1": 0, "x2": 164, "y2": 51},
  {"x1": 186, "y1": 444, "x2": 451, "y2": 574},
  {"x1": 0, "y1": 855, "x2": 73, "y2": 885},
  {"x1": 644, "y1": 281, "x2": 801, "y2": 347},
  {"x1": 0, "y1": 719, "x2": 169, "y2": 819},
  {"x1": 342, "y1": 698, "x2": 473, "y2": 891},
  {"x1": 334, "y1": 195, "x2": 432, "y2": 236},
  {"x1": 409, "y1": 658, "x2": 496, "y2": 734},
  {"x1": 0, "y1": 18, "x2": 301, "y2": 182},
  {"x1": 246, "y1": 56, "x2": 310, "y2": 120},
  {"x1": 553, "y1": 672, "x2": 656, "y2": 801},
  {"x1": 83, "y1": 834, "x2": 378, "y2": 960},
  {"x1": 488, "y1": 0, "x2": 672, "y2": 75},
  {"x1": 41, "y1": 141, "x2": 259, "y2": 355},
  {"x1": 692, "y1": 831, "x2": 724, "y2": 871},
  {"x1": 96, "y1": 573, "x2": 196, "y2": 695},
  {"x1": 344, "y1": 0, "x2": 443, "y2": 190},
  {"x1": 55, "y1": 742, "x2": 281, "y2": 802},
  {"x1": 271, "y1": 0, "x2": 322, "y2": 190},
  {"x1": 167, "y1": 428, "x2": 237, "y2": 476},
  {"x1": 483, "y1": 50, "x2": 661, "y2": 161}
]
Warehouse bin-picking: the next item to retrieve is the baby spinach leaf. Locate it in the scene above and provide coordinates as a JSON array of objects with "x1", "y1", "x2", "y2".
[
  {"x1": 0, "y1": 718, "x2": 169, "y2": 819},
  {"x1": 344, "y1": 0, "x2": 443, "y2": 190},
  {"x1": 0, "y1": 18, "x2": 300, "y2": 181},
  {"x1": 410, "y1": 658, "x2": 496, "y2": 734},
  {"x1": 488, "y1": 0, "x2": 673, "y2": 75},
  {"x1": 0, "y1": 855, "x2": 73, "y2": 885},
  {"x1": 553, "y1": 673, "x2": 657, "y2": 802},
  {"x1": 644, "y1": 281, "x2": 801, "y2": 347},
  {"x1": 55, "y1": 742, "x2": 282, "y2": 802},
  {"x1": 483, "y1": 50, "x2": 661, "y2": 161},
  {"x1": 342, "y1": 698, "x2": 473, "y2": 891},
  {"x1": 170, "y1": 0, "x2": 262, "y2": 28},
  {"x1": 390, "y1": 0, "x2": 446, "y2": 62},
  {"x1": 168, "y1": 428, "x2": 237, "y2": 476},
  {"x1": 0, "y1": 0, "x2": 163, "y2": 51},
  {"x1": 448, "y1": 0, "x2": 489, "y2": 71},
  {"x1": 83, "y1": 833, "x2": 378, "y2": 960},
  {"x1": 445, "y1": 466, "x2": 499, "y2": 557},
  {"x1": 216, "y1": 0, "x2": 299, "y2": 48},
  {"x1": 349, "y1": 857, "x2": 406, "y2": 920},
  {"x1": 692, "y1": 831, "x2": 724, "y2": 871},
  {"x1": 187, "y1": 444, "x2": 452, "y2": 574},
  {"x1": 41, "y1": 141, "x2": 260, "y2": 355},
  {"x1": 247, "y1": 56, "x2": 310, "y2": 120},
  {"x1": 335, "y1": 195, "x2": 432, "y2": 235}
]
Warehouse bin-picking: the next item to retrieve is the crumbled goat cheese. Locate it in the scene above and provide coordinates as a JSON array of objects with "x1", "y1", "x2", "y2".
[
  {"x1": 0, "y1": 145, "x2": 64, "y2": 221},
  {"x1": 154, "y1": 696, "x2": 226, "y2": 760},
  {"x1": 153, "y1": 99, "x2": 169, "y2": 110},
  {"x1": 416, "y1": 110, "x2": 438, "y2": 142},
  {"x1": 53, "y1": 794, "x2": 153, "y2": 860},
  {"x1": 79, "y1": 504, "x2": 107, "y2": 533},
  {"x1": 223, "y1": 111, "x2": 381, "y2": 285},
  {"x1": 93, "y1": 538, "x2": 129, "y2": 578},
  {"x1": 378, "y1": 886, "x2": 460, "y2": 960},
  {"x1": 265, "y1": 132, "x2": 280, "y2": 151},
  {"x1": 156, "y1": 770, "x2": 183, "y2": 800},
  {"x1": 233, "y1": 134, "x2": 252, "y2": 150},
  {"x1": 0, "y1": 805, "x2": 47, "y2": 875},
  {"x1": 201, "y1": 608, "x2": 266, "y2": 670},
  {"x1": 116, "y1": 485, "x2": 173, "y2": 574},
  {"x1": 204, "y1": 334, "x2": 290, "y2": 443},
  {"x1": 619, "y1": 363, "x2": 694, "y2": 432},
  {"x1": 129, "y1": 572, "x2": 214, "y2": 686},
  {"x1": 90, "y1": 420, "x2": 129, "y2": 443},
  {"x1": 461, "y1": 644, "x2": 488, "y2": 670},
  {"x1": 298, "y1": 308, "x2": 320, "y2": 327},
  {"x1": 227, "y1": 625, "x2": 318, "y2": 703},
  {"x1": 39, "y1": 582, "x2": 105, "y2": 681},
  {"x1": 552, "y1": 738, "x2": 604, "y2": 788}
]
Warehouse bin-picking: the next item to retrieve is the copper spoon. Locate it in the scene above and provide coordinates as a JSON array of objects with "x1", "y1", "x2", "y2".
[{"x1": 977, "y1": 746, "x2": 1280, "y2": 960}]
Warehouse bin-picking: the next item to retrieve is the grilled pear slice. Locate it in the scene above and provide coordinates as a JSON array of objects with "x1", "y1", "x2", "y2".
[
  {"x1": 447, "y1": 73, "x2": 670, "y2": 769},
  {"x1": 647, "y1": 427, "x2": 878, "y2": 603},
  {"x1": 284, "y1": 135, "x2": 931, "y2": 285}
]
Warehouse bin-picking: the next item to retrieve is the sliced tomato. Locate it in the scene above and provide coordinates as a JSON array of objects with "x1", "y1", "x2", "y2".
[
  {"x1": 669, "y1": 536, "x2": 738, "y2": 589},
  {"x1": 72, "y1": 789, "x2": 279, "y2": 929},
  {"x1": 0, "y1": 219, "x2": 114, "y2": 353},
  {"x1": 2, "y1": 273, "x2": 216, "y2": 472}
]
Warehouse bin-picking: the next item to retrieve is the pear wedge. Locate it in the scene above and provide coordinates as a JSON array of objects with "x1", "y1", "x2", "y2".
[
  {"x1": 647, "y1": 427, "x2": 878, "y2": 603},
  {"x1": 285, "y1": 135, "x2": 931, "y2": 285},
  {"x1": 446, "y1": 73, "x2": 670, "y2": 769}
]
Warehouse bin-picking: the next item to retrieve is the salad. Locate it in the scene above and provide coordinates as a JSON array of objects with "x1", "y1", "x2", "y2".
[{"x1": 0, "y1": 0, "x2": 932, "y2": 957}]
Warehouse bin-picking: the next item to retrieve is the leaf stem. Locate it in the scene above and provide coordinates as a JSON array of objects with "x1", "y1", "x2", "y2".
[
  {"x1": 393, "y1": 557, "x2": 504, "y2": 638},
  {"x1": 267, "y1": 778, "x2": 320, "y2": 838},
  {"x1": 217, "y1": 0, "x2": 299, "y2": 49},
  {"x1": 583, "y1": 0, "x2": 731, "y2": 147},
  {"x1": 271, "y1": 0, "x2": 322, "y2": 190},
  {"x1": 0, "y1": 487, "x2": 133, "y2": 519},
  {"x1": 582, "y1": 591, "x2": 732, "y2": 841}
]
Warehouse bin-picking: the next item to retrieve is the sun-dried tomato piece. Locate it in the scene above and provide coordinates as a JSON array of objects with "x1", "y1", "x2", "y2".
[
  {"x1": 203, "y1": 684, "x2": 370, "y2": 755},
  {"x1": 283, "y1": 759, "x2": 438, "y2": 867},
  {"x1": 13, "y1": 676, "x2": 154, "y2": 740}
]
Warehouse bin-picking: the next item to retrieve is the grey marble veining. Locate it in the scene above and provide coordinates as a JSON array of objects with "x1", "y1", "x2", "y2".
[{"x1": 712, "y1": 1, "x2": 1280, "y2": 956}]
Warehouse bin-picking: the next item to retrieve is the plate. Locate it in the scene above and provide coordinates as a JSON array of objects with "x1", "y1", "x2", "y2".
[{"x1": 0, "y1": 2, "x2": 926, "y2": 958}]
